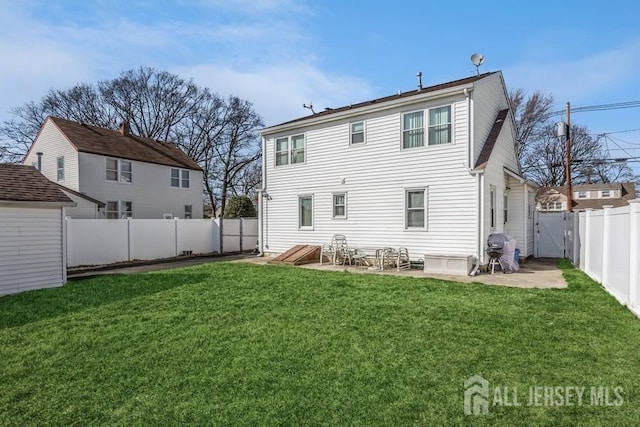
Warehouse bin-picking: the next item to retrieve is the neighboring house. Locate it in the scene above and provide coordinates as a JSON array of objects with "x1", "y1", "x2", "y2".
[
  {"x1": 259, "y1": 71, "x2": 538, "y2": 269},
  {"x1": 537, "y1": 182, "x2": 636, "y2": 211},
  {"x1": 23, "y1": 116, "x2": 204, "y2": 219},
  {"x1": 0, "y1": 164, "x2": 76, "y2": 296}
]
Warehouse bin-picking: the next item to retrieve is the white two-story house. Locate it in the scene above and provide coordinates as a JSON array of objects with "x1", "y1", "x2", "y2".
[
  {"x1": 24, "y1": 116, "x2": 203, "y2": 219},
  {"x1": 259, "y1": 71, "x2": 538, "y2": 271}
]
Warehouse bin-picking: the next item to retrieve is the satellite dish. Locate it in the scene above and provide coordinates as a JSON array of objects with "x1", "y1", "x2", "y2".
[{"x1": 470, "y1": 53, "x2": 484, "y2": 75}]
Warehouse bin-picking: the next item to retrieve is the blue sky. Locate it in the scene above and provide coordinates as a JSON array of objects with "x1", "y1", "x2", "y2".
[{"x1": 1, "y1": 0, "x2": 639, "y2": 168}]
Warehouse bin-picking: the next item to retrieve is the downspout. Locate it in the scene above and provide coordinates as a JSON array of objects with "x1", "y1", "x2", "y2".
[
  {"x1": 523, "y1": 183, "x2": 528, "y2": 257},
  {"x1": 464, "y1": 88, "x2": 473, "y2": 170},
  {"x1": 258, "y1": 135, "x2": 267, "y2": 256},
  {"x1": 477, "y1": 172, "x2": 486, "y2": 264}
]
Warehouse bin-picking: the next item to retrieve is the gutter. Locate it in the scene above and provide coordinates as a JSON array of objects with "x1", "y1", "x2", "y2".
[
  {"x1": 261, "y1": 84, "x2": 475, "y2": 136},
  {"x1": 258, "y1": 135, "x2": 267, "y2": 256}
]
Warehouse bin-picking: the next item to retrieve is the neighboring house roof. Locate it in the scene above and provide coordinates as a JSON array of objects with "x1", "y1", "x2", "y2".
[
  {"x1": 537, "y1": 182, "x2": 636, "y2": 209},
  {"x1": 263, "y1": 71, "x2": 499, "y2": 130},
  {"x1": 46, "y1": 116, "x2": 201, "y2": 171},
  {"x1": 0, "y1": 164, "x2": 74, "y2": 205},
  {"x1": 474, "y1": 109, "x2": 509, "y2": 170},
  {"x1": 56, "y1": 184, "x2": 106, "y2": 208}
]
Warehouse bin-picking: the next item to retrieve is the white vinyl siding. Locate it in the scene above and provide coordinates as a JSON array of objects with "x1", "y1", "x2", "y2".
[
  {"x1": 79, "y1": 153, "x2": 204, "y2": 219},
  {"x1": 0, "y1": 207, "x2": 65, "y2": 296},
  {"x1": 22, "y1": 119, "x2": 80, "y2": 191},
  {"x1": 263, "y1": 94, "x2": 479, "y2": 257}
]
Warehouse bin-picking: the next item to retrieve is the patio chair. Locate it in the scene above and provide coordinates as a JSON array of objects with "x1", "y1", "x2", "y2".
[
  {"x1": 396, "y1": 247, "x2": 410, "y2": 271},
  {"x1": 331, "y1": 234, "x2": 352, "y2": 265},
  {"x1": 376, "y1": 247, "x2": 398, "y2": 270}
]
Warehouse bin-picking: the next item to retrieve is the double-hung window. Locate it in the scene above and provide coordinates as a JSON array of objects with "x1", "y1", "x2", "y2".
[
  {"x1": 298, "y1": 195, "x2": 313, "y2": 228},
  {"x1": 184, "y1": 205, "x2": 193, "y2": 219},
  {"x1": 405, "y1": 189, "x2": 426, "y2": 229},
  {"x1": 106, "y1": 159, "x2": 132, "y2": 183},
  {"x1": 350, "y1": 121, "x2": 365, "y2": 144},
  {"x1": 402, "y1": 105, "x2": 452, "y2": 149},
  {"x1": 402, "y1": 111, "x2": 424, "y2": 148},
  {"x1": 601, "y1": 190, "x2": 610, "y2": 198},
  {"x1": 428, "y1": 106, "x2": 452, "y2": 145},
  {"x1": 56, "y1": 156, "x2": 64, "y2": 181},
  {"x1": 275, "y1": 134, "x2": 305, "y2": 166},
  {"x1": 171, "y1": 168, "x2": 190, "y2": 188},
  {"x1": 106, "y1": 200, "x2": 133, "y2": 219},
  {"x1": 333, "y1": 193, "x2": 346, "y2": 218}
]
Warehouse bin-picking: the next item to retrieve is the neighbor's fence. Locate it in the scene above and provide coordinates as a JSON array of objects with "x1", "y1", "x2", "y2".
[
  {"x1": 570, "y1": 200, "x2": 640, "y2": 317},
  {"x1": 66, "y1": 218, "x2": 258, "y2": 267}
]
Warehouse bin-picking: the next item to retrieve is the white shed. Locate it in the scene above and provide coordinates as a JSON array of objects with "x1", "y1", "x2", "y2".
[{"x1": 0, "y1": 165, "x2": 75, "y2": 296}]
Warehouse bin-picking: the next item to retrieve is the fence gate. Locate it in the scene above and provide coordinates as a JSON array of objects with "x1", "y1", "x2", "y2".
[{"x1": 535, "y1": 212, "x2": 566, "y2": 258}]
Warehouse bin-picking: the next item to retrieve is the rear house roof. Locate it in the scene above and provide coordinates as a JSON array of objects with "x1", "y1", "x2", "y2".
[
  {"x1": 0, "y1": 164, "x2": 74, "y2": 204},
  {"x1": 46, "y1": 116, "x2": 201, "y2": 171}
]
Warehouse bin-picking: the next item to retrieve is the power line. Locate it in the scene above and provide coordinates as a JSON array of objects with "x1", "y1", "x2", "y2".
[{"x1": 542, "y1": 101, "x2": 640, "y2": 120}]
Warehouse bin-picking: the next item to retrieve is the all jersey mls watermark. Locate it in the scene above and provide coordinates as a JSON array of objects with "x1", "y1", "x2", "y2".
[{"x1": 464, "y1": 375, "x2": 624, "y2": 416}]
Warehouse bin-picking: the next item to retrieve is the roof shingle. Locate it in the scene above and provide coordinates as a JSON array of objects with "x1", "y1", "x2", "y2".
[
  {"x1": 48, "y1": 117, "x2": 201, "y2": 170},
  {"x1": 0, "y1": 164, "x2": 74, "y2": 204}
]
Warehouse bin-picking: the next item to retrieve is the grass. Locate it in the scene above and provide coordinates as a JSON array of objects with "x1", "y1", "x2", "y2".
[{"x1": 1, "y1": 260, "x2": 639, "y2": 426}]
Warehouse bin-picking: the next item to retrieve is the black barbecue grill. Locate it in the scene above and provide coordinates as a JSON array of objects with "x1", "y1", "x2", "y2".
[{"x1": 486, "y1": 233, "x2": 510, "y2": 274}]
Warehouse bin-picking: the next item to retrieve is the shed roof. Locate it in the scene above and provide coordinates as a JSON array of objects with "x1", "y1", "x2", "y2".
[
  {"x1": 46, "y1": 116, "x2": 201, "y2": 171},
  {"x1": 0, "y1": 164, "x2": 74, "y2": 204}
]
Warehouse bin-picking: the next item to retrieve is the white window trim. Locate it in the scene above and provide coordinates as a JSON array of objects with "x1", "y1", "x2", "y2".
[
  {"x1": 600, "y1": 190, "x2": 611, "y2": 198},
  {"x1": 56, "y1": 156, "x2": 64, "y2": 181},
  {"x1": 332, "y1": 192, "x2": 347, "y2": 219},
  {"x1": 489, "y1": 186, "x2": 496, "y2": 230},
  {"x1": 350, "y1": 121, "x2": 366, "y2": 145},
  {"x1": 107, "y1": 200, "x2": 133, "y2": 219},
  {"x1": 401, "y1": 104, "x2": 453, "y2": 150},
  {"x1": 170, "y1": 168, "x2": 191, "y2": 189},
  {"x1": 298, "y1": 194, "x2": 314, "y2": 230},
  {"x1": 274, "y1": 134, "x2": 306, "y2": 167},
  {"x1": 106, "y1": 158, "x2": 133, "y2": 184},
  {"x1": 184, "y1": 204, "x2": 193, "y2": 219},
  {"x1": 404, "y1": 188, "x2": 427, "y2": 230}
]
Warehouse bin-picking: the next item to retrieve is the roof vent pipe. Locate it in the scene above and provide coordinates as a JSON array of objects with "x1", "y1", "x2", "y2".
[
  {"x1": 417, "y1": 72, "x2": 423, "y2": 91},
  {"x1": 36, "y1": 152, "x2": 43, "y2": 171}
]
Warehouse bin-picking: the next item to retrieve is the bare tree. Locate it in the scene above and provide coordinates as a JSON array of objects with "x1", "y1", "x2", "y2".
[
  {"x1": 509, "y1": 88, "x2": 555, "y2": 158},
  {"x1": 0, "y1": 67, "x2": 264, "y2": 215}
]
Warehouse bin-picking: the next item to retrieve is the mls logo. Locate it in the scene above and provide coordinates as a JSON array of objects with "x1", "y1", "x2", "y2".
[{"x1": 464, "y1": 375, "x2": 489, "y2": 415}]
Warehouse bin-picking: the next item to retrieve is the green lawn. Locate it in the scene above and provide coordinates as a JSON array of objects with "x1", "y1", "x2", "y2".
[{"x1": 1, "y1": 260, "x2": 639, "y2": 426}]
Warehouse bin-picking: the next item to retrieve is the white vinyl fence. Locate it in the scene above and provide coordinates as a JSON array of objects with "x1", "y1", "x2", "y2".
[
  {"x1": 66, "y1": 217, "x2": 258, "y2": 267},
  {"x1": 569, "y1": 201, "x2": 640, "y2": 317}
]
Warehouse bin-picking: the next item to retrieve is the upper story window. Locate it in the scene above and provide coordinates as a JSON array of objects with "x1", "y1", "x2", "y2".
[
  {"x1": 106, "y1": 158, "x2": 132, "y2": 183},
  {"x1": 275, "y1": 134, "x2": 305, "y2": 166},
  {"x1": 577, "y1": 191, "x2": 587, "y2": 199},
  {"x1": 402, "y1": 111, "x2": 424, "y2": 148},
  {"x1": 428, "y1": 106, "x2": 452, "y2": 145},
  {"x1": 601, "y1": 190, "x2": 611, "y2": 198},
  {"x1": 402, "y1": 105, "x2": 452, "y2": 149},
  {"x1": 350, "y1": 122, "x2": 365, "y2": 144},
  {"x1": 171, "y1": 168, "x2": 190, "y2": 188},
  {"x1": 56, "y1": 156, "x2": 64, "y2": 181}
]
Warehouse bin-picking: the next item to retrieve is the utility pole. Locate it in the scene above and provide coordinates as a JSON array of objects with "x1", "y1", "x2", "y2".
[{"x1": 565, "y1": 102, "x2": 572, "y2": 212}]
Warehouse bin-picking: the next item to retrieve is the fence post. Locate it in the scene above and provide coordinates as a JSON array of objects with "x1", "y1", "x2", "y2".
[
  {"x1": 127, "y1": 217, "x2": 132, "y2": 261},
  {"x1": 239, "y1": 218, "x2": 243, "y2": 252},
  {"x1": 174, "y1": 217, "x2": 179, "y2": 257},
  {"x1": 572, "y1": 211, "x2": 580, "y2": 266},
  {"x1": 629, "y1": 200, "x2": 640, "y2": 314},
  {"x1": 601, "y1": 205, "x2": 614, "y2": 291},
  {"x1": 583, "y1": 209, "x2": 593, "y2": 278}
]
